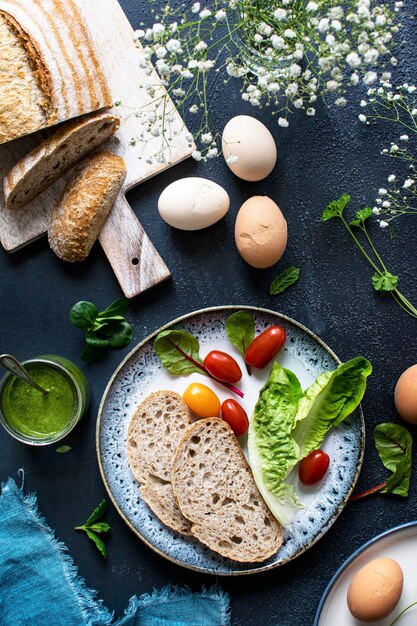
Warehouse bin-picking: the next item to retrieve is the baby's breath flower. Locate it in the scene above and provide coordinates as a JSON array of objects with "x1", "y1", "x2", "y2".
[
  {"x1": 226, "y1": 155, "x2": 238, "y2": 164},
  {"x1": 192, "y1": 150, "x2": 202, "y2": 161},
  {"x1": 278, "y1": 117, "x2": 289, "y2": 127},
  {"x1": 191, "y1": 2, "x2": 200, "y2": 13},
  {"x1": 215, "y1": 10, "x2": 226, "y2": 21},
  {"x1": 388, "y1": 174, "x2": 396, "y2": 183},
  {"x1": 199, "y1": 8, "x2": 211, "y2": 19},
  {"x1": 201, "y1": 132, "x2": 213, "y2": 144},
  {"x1": 403, "y1": 179, "x2": 415, "y2": 189},
  {"x1": 359, "y1": 114, "x2": 367, "y2": 123},
  {"x1": 379, "y1": 220, "x2": 389, "y2": 228}
]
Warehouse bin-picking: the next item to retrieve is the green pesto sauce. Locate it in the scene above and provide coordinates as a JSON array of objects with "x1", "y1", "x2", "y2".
[{"x1": 2, "y1": 363, "x2": 75, "y2": 437}]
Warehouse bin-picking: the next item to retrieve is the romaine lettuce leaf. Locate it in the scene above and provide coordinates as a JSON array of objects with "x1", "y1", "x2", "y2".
[
  {"x1": 248, "y1": 357, "x2": 372, "y2": 527},
  {"x1": 292, "y1": 356, "x2": 372, "y2": 458},
  {"x1": 248, "y1": 362, "x2": 304, "y2": 526}
]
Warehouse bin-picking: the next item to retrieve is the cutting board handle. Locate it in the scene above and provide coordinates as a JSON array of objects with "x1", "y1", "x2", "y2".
[{"x1": 99, "y1": 193, "x2": 171, "y2": 299}]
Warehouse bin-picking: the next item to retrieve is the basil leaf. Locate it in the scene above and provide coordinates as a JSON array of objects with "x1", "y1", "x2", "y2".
[
  {"x1": 372, "y1": 271, "x2": 399, "y2": 291},
  {"x1": 85, "y1": 499, "x2": 108, "y2": 525},
  {"x1": 269, "y1": 266, "x2": 300, "y2": 295},
  {"x1": 70, "y1": 301, "x2": 98, "y2": 330},
  {"x1": 99, "y1": 298, "x2": 128, "y2": 319},
  {"x1": 154, "y1": 329, "x2": 204, "y2": 375},
  {"x1": 55, "y1": 445, "x2": 72, "y2": 454},
  {"x1": 86, "y1": 332, "x2": 109, "y2": 348},
  {"x1": 86, "y1": 529, "x2": 107, "y2": 558},
  {"x1": 226, "y1": 311, "x2": 255, "y2": 357},
  {"x1": 109, "y1": 321, "x2": 134, "y2": 348},
  {"x1": 88, "y1": 522, "x2": 111, "y2": 534},
  {"x1": 321, "y1": 194, "x2": 350, "y2": 221},
  {"x1": 374, "y1": 423, "x2": 412, "y2": 497}
]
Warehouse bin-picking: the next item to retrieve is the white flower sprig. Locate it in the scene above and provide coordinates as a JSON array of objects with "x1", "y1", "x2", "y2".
[
  {"x1": 130, "y1": 0, "x2": 401, "y2": 162},
  {"x1": 359, "y1": 80, "x2": 417, "y2": 230}
]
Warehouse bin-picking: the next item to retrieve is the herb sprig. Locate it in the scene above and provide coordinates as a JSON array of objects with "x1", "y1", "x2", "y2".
[
  {"x1": 70, "y1": 298, "x2": 134, "y2": 362},
  {"x1": 75, "y1": 499, "x2": 110, "y2": 558},
  {"x1": 322, "y1": 194, "x2": 417, "y2": 319},
  {"x1": 269, "y1": 267, "x2": 300, "y2": 296}
]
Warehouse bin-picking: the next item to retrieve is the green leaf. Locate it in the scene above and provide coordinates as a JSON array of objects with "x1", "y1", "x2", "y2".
[
  {"x1": 85, "y1": 332, "x2": 110, "y2": 349},
  {"x1": 70, "y1": 301, "x2": 98, "y2": 330},
  {"x1": 372, "y1": 271, "x2": 399, "y2": 291},
  {"x1": 98, "y1": 298, "x2": 128, "y2": 319},
  {"x1": 86, "y1": 529, "x2": 107, "y2": 558},
  {"x1": 374, "y1": 423, "x2": 412, "y2": 497},
  {"x1": 226, "y1": 311, "x2": 255, "y2": 357},
  {"x1": 55, "y1": 445, "x2": 72, "y2": 454},
  {"x1": 84, "y1": 499, "x2": 108, "y2": 525},
  {"x1": 154, "y1": 329, "x2": 204, "y2": 376},
  {"x1": 292, "y1": 356, "x2": 372, "y2": 459},
  {"x1": 269, "y1": 266, "x2": 300, "y2": 296},
  {"x1": 349, "y1": 207, "x2": 373, "y2": 227},
  {"x1": 108, "y1": 321, "x2": 134, "y2": 348},
  {"x1": 321, "y1": 194, "x2": 350, "y2": 221},
  {"x1": 80, "y1": 345, "x2": 103, "y2": 362},
  {"x1": 88, "y1": 522, "x2": 111, "y2": 534}
]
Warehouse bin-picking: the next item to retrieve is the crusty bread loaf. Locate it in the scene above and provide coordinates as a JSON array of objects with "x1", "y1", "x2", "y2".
[
  {"x1": 172, "y1": 418, "x2": 283, "y2": 562},
  {"x1": 127, "y1": 391, "x2": 193, "y2": 535},
  {"x1": 0, "y1": 11, "x2": 52, "y2": 145},
  {"x1": 48, "y1": 151, "x2": 126, "y2": 262},
  {"x1": 4, "y1": 112, "x2": 120, "y2": 210}
]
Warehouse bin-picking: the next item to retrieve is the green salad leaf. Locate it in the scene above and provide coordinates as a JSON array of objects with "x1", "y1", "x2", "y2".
[
  {"x1": 248, "y1": 357, "x2": 372, "y2": 526},
  {"x1": 374, "y1": 423, "x2": 412, "y2": 497},
  {"x1": 226, "y1": 311, "x2": 255, "y2": 357},
  {"x1": 154, "y1": 329, "x2": 204, "y2": 376}
]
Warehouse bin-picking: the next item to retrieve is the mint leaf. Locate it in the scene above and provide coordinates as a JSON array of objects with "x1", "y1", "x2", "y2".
[
  {"x1": 321, "y1": 194, "x2": 350, "y2": 221},
  {"x1": 349, "y1": 207, "x2": 373, "y2": 227},
  {"x1": 269, "y1": 266, "x2": 300, "y2": 295},
  {"x1": 56, "y1": 445, "x2": 72, "y2": 454},
  {"x1": 85, "y1": 499, "x2": 108, "y2": 525},
  {"x1": 88, "y1": 522, "x2": 111, "y2": 534},
  {"x1": 86, "y1": 529, "x2": 107, "y2": 558},
  {"x1": 372, "y1": 271, "x2": 399, "y2": 291}
]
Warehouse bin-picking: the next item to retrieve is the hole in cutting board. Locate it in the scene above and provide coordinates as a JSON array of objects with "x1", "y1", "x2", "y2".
[{"x1": 132, "y1": 258, "x2": 139, "y2": 265}]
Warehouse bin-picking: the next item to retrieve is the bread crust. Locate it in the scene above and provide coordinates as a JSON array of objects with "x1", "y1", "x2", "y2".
[
  {"x1": 126, "y1": 390, "x2": 193, "y2": 536},
  {"x1": 4, "y1": 112, "x2": 120, "y2": 210},
  {"x1": 48, "y1": 151, "x2": 126, "y2": 262},
  {"x1": 172, "y1": 418, "x2": 283, "y2": 562}
]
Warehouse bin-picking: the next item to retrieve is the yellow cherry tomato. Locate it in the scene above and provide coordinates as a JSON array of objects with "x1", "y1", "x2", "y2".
[{"x1": 183, "y1": 382, "x2": 221, "y2": 418}]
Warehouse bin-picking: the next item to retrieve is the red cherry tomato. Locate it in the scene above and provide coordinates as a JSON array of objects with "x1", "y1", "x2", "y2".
[
  {"x1": 221, "y1": 399, "x2": 249, "y2": 436},
  {"x1": 183, "y1": 383, "x2": 221, "y2": 418},
  {"x1": 244, "y1": 325, "x2": 286, "y2": 369},
  {"x1": 203, "y1": 350, "x2": 242, "y2": 383},
  {"x1": 299, "y1": 450, "x2": 330, "y2": 485}
]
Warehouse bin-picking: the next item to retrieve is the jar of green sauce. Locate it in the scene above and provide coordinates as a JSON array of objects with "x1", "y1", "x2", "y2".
[{"x1": 0, "y1": 355, "x2": 90, "y2": 445}]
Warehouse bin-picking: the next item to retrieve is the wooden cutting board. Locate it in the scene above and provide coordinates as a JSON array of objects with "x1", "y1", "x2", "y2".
[{"x1": 0, "y1": 0, "x2": 194, "y2": 298}]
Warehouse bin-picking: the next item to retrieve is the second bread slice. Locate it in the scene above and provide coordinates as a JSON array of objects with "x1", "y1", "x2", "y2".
[{"x1": 172, "y1": 418, "x2": 283, "y2": 562}]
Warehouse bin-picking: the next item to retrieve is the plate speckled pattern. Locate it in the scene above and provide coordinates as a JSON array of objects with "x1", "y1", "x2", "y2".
[{"x1": 97, "y1": 306, "x2": 364, "y2": 575}]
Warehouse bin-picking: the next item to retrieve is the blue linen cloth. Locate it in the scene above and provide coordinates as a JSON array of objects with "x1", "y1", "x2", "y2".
[{"x1": 0, "y1": 477, "x2": 230, "y2": 626}]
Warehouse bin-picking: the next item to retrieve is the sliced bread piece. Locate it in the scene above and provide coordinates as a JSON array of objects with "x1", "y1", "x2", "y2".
[
  {"x1": 48, "y1": 151, "x2": 126, "y2": 262},
  {"x1": 4, "y1": 111, "x2": 120, "y2": 210},
  {"x1": 126, "y1": 391, "x2": 193, "y2": 536},
  {"x1": 172, "y1": 418, "x2": 283, "y2": 562}
]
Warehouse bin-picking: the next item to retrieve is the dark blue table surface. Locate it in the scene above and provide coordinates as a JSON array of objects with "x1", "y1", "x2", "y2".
[{"x1": 1, "y1": 2, "x2": 416, "y2": 624}]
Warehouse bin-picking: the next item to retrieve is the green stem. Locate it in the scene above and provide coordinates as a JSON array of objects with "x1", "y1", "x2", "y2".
[
  {"x1": 340, "y1": 217, "x2": 382, "y2": 275},
  {"x1": 362, "y1": 224, "x2": 388, "y2": 272},
  {"x1": 390, "y1": 601, "x2": 417, "y2": 626}
]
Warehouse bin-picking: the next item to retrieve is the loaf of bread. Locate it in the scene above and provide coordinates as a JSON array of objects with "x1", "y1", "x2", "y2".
[
  {"x1": 172, "y1": 418, "x2": 283, "y2": 562},
  {"x1": 48, "y1": 151, "x2": 126, "y2": 262},
  {"x1": 0, "y1": 1, "x2": 112, "y2": 146},
  {"x1": 4, "y1": 112, "x2": 120, "y2": 210},
  {"x1": 126, "y1": 391, "x2": 193, "y2": 535},
  {"x1": 0, "y1": 11, "x2": 52, "y2": 144}
]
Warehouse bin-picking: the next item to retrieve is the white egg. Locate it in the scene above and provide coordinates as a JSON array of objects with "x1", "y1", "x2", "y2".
[
  {"x1": 158, "y1": 177, "x2": 230, "y2": 231},
  {"x1": 222, "y1": 115, "x2": 277, "y2": 181}
]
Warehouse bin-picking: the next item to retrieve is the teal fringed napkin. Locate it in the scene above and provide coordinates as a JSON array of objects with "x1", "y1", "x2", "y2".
[{"x1": 0, "y1": 478, "x2": 230, "y2": 626}]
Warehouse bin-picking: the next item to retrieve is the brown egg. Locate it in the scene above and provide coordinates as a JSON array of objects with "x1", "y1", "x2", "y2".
[
  {"x1": 234, "y1": 196, "x2": 287, "y2": 269},
  {"x1": 347, "y1": 557, "x2": 403, "y2": 622},
  {"x1": 395, "y1": 364, "x2": 417, "y2": 423}
]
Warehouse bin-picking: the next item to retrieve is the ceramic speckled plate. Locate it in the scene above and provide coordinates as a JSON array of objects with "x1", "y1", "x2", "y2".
[
  {"x1": 315, "y1": 522, "x2": 417, "y2": 625},
  {"x1": 96, "y1": 306, "x2": 364, "y2": 575}
]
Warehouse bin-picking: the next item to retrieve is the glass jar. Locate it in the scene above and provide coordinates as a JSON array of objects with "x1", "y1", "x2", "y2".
[{"x1": 0, "y1": 355, "x2": 90, "y2": 445}]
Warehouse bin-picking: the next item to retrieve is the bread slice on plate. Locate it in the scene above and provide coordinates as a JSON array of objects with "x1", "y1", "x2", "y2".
[
  {"x1": 3, "y1": 111, "x2": 120, "y2": 210},
  {"x1": 172, "y1": 418, "x2": 283, "y2": 562},
  {"x1": 126, "y1": 391, "x2": 193, "y2": 536}
]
